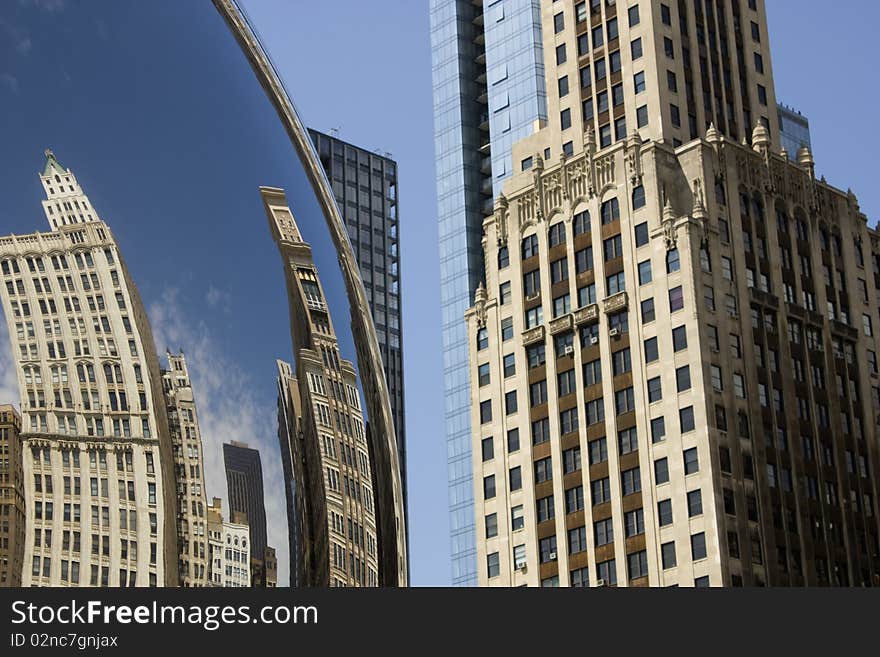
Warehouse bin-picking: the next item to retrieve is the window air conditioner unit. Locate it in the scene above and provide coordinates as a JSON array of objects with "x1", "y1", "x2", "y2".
[
  {"x1": 590, "y1": 336, "x2": 599, "y2": 345},
  {"x1": 609, "y1": 328, "x2": 619, "y2": 337},
  {"x1": 594, "y1": 578, "x2": 607, "y2": 587},
  {"x1": 564, "y1": 345, "x2": 574, "y2": 355},
  {"x1": 518, "y1": 564, "x2": 528, "y2": 573},
  {"x1": 548, "y1": 551, "x2": 557, "y2": 560}
]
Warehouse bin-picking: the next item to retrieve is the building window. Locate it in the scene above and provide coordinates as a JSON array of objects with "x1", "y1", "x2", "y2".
[
  {"x1": 561, "y1": 108, "x2": 572, "y2": 131},
  {"x1": 638, "y1": 260, "x2": 652, "y2": 285},
  {"x1": 487, "y1": 552, "x2": 500, "y2": 578},
  {"x1": 669, "y1": 286, "x2": 684, "y2": 312},
  {"x1": 554, "y1": 11, "x2": 565, "y2": 34},
  {"x1": 628, "y1": 4, "x2": 640, "y2": 26},
  {"x1": 691, "y1": 532, "x2": 707, "y2": 561},
  {"x1": 481, "y1": 437, "x2": 494, "y2": 462},
  {"x1": 644, "y1": 336, "x2": 658, "y2": 362},
  {"x1": 687, "y1": 489, "x2": 703, "y2": 517},
  {"x1": 680, "y1": 406, "x2": 695, "y2": 433},
  {"x1": 631, "y1": 37, "x2": 643, "y2": 60},
  {"x1": 627, "y1": 550, "x2": 648, "y2": 579},
  {"x1": 594, "y1": 518, "x2": 614, "y2": 546},
  {"x1": 647, "y1": 376, "x2": 662, "y2": 403},
  {"x1": 658, "y1": 499, "x2": 673, "y2": 526},
  {"x1": 485, "y1": 513, "x2": 498, "y2": 538},
  {"x1": 477, "y1": 328, "x2": 488, "y2": 351},
  {"x1": 507, "y1": 428, "x2": 520, "y2": 453},
  {"x1": 636, "y1": 104, "x2": 648, "y2": 128},
  {"x1": 655, "y1": 457, "x2": 669, "y2": 484},
  {"x1": 661, "y1": 542, "x2": 676, "y2": 569},
  {"x1": 478, "y1": 363, "x2": 490, "y2": 387},
  {"x1": 483, "y1": 475, "x2": 496, "y2": 500},
  {"x1": 509, "y1": 466, "x2": 522, "y2": 491},
  {"x1": 672, "y1": 326, "x2": 687, "y2": 351},
  {"x1": 588, "y1": 437, "x2": 607, "y2": 465},
  {"x1": 683, "y1": 447, "x2": 699, "y2": 474},
  {"x1": 621, "y1": 467, "x2": 641, "y2": 495},
  {"x1": 675, "y1": 365, "x2": 691, "y2": 392},
  {"x1": 522, "y1": 234, "x2": 538, "y2": 259},
  {"x1": 634, "y1": 71, "x2": 646, "y2": 94}
]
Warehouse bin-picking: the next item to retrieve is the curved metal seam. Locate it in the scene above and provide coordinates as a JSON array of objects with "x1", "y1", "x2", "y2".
[{"x1": 211, "y1": 0, "x2": 408, "y2": 586}]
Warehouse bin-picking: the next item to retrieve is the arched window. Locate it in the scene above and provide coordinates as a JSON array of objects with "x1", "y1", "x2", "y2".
[{"x1": 548, "y1": 222, "x2": 566, "y2": 247}]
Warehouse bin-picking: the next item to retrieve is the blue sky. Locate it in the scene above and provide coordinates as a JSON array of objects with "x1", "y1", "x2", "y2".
[{"x1": 1, "y1": 1, "x2": 878, "y2": 589}]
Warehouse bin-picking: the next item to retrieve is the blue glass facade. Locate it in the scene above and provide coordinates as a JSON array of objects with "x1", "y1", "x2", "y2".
[
  {"x1": 777, "y1": 103, "x2": 812, "y2": 161},
  {"x1": 430, "y1": 0, "x2": 545, "y2": 586}
]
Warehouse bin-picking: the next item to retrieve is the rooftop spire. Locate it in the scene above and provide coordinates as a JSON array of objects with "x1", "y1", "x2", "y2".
[{"x1": 42, "y1": 148, "x2": 66, "y2": 177}]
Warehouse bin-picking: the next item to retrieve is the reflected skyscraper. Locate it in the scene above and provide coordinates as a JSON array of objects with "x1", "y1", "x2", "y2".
[
  {"x1": 430, "y1": 0, "x2": 547, "y2": 585},
  {"x1": 222, "y1": 441, "x2": 268, "y2": 560},
  {"x1": 161, "y1": 352, "x2": 209, "y2": 587},
  {"x1": 266, "y1": 186, "x2": 380, "y2": 587},
  {"x1": 0, "y1": 152, "x2": 178, "y2": 586},
  {"x1": 307, "y1": 130, "x2": 406, "y2": 512}
]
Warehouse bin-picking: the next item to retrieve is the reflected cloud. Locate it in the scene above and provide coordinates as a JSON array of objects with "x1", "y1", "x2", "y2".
[{"x1": 148, "y1": 287, "x2": 290, "y2": 586}]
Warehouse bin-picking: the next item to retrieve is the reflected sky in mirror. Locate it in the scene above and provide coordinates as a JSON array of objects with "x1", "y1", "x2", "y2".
[{"x1": 0, "y1": 0, "x2": 366, "y2": 587}]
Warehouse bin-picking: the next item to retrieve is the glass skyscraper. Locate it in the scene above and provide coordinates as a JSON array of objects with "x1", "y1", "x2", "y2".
[{"x1": 430, "y1": 0, "x2": 546, "y2": 585}]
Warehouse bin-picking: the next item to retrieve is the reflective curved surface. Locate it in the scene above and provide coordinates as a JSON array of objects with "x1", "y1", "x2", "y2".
[{"x1": 0, "y1": 0, "x2": 405, "y2": 587}]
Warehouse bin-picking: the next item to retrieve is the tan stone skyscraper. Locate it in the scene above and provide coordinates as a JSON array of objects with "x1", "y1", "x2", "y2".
[
  {"x1": 0, "y1": 405, "x2": 25, "y2": 586},
  {"x1": 0, "y1": 152, "x2": 177, "y2": 586},
  {"x1": 265, "y1": 187, "x2": 379, "y2": 587},
  {"x1": 467, "y1": 1, "x2": 880, "y2": 587},
  {"x1": 161, "y1": 352, "x2": 209, "y2": 586}
]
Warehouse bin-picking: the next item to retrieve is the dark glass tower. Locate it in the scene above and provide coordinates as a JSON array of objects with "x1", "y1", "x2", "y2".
[
  {"x1": 307, "y1": 129, "x2": 406, "y2": 507},
  {"x1": 222, "y1": 441, "x2": 268, "y2": 560}
]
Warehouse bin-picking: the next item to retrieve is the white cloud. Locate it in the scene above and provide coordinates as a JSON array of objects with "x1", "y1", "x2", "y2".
[
  {"x1": 148, "y1": 287, "x2": 290, "y2": 586},
  {"x1": 0, "y1": 318, "x2": 20, "y2": 408},
  {"x1": 17, "y1": 0, "x2": 67, "y2": 13},
  {"x1": 205, "y1": 285, "x2": 231, "y2": 313},
  {"x1": 0, "y1": 73, "x2": 19, "y2": 94}
]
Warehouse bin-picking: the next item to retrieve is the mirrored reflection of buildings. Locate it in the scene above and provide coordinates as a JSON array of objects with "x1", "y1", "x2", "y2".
[
  {"x1": 222, "y1": 441, "x2": 276, "y2": 587},
  {"x1": 0, "y1": 152, "x2": 179, "y2": 587},
  {"x1": 467, "y1": 1, "x2": 880, "y2": 588},
  {"x1": 430, "y1": 0, "x2": 548, "y2": 586},
  {"x1": 162, "y1": 352, "x2": 209, "y2": 587},
  {"x1": 0, "y1": 406, "x2": 25, "y2": 586},
  {"x1": 0, "y1": 153, "x2": 277, "y2": 588},
  {"x1": 308, "y1": 130, "x2": 407, "y2": 515},
  {"x1": 265, "y1": 187, "x2": 379, "y2": 587}
]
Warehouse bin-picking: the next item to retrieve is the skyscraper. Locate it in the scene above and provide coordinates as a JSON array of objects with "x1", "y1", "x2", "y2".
[
  {"x1": 0, "y1": 405, "x2": 24, "y2": 586},
  {"x1": 466, "y1": 0, "x2": 880, "y2": 587},
  {"x1": 308, "y1": 130, "x2": 406, "y2": 508},
  {"x1": 0, "y1": 151, "x2": 178, "y2": 586},
  {"x1": 430, "y1": 0, "x2": 548, "y2": 586},
  {"x1": 161, "y1": 352, "x2": 209, "y2": 586},
  {"x1": 778, "y1": 103, "x2": 812, "y2": 162},
  {"x1": 222, "y1": 441, "x2": 268, "y2": 562},
  {"x1": 266, "y1": 187, "x2": 380, "y2": 587}
]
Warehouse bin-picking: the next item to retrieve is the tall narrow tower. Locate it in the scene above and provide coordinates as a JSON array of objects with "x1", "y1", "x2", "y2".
[
  {"x1": 0, "y1": 151, "x2": 178, "y2": 586},
  {"x1": 0, "y1": 405, "x2": 25, "y2": 586},
  {"x1": 265, "y1": 187, "x2": 380, "y2": 587},
  {"x1": 161, "y1": 352, "x2": 209, "y2": 586}
]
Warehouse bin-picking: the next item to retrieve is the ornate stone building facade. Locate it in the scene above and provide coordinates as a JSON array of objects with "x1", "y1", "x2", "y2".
[
  {"x1": 0, "y1": 152, "x2": 177, "y2": 586},
  {"x1": 466, "y1": 0, "x2": 880, "y2": 587}
]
